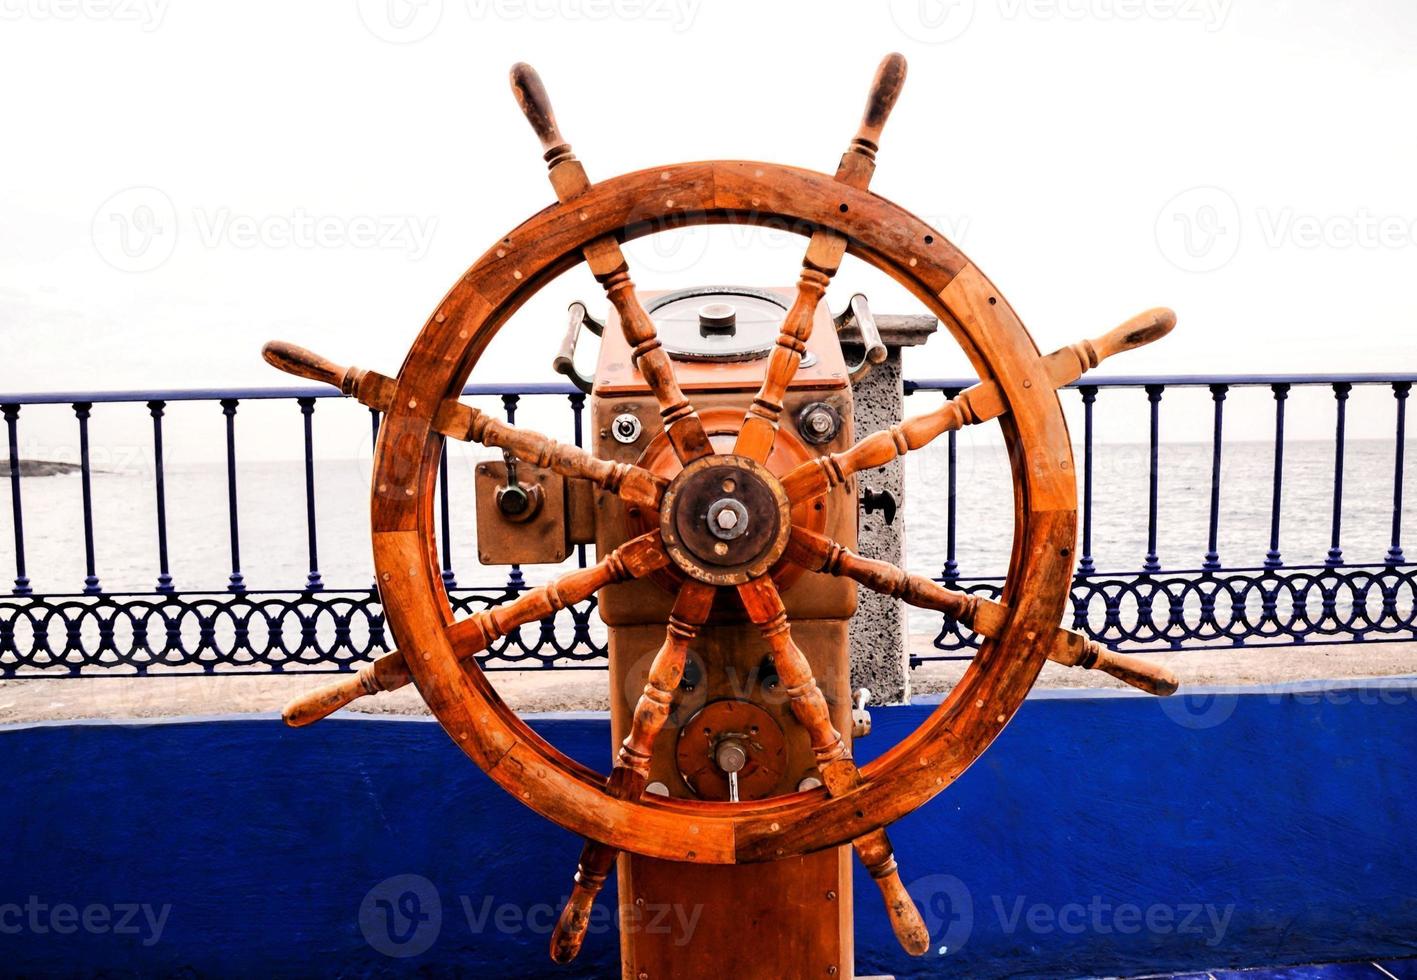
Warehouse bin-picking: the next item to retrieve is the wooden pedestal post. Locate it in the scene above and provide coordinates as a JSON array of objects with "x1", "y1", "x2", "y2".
[{"x1": 608, "y1": 620, "x2": 858, "y2": 979}]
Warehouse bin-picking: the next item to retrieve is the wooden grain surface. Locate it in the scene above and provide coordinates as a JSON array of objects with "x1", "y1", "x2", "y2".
[{"x1": 362, "y1": 161, "x2": 1078, "y2": 865}]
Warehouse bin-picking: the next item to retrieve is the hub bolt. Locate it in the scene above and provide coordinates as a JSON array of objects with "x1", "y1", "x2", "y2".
[
  {"x1": 797, "y1": 402, "x2": 841, "y2": 445},
  {"x1": 706, "y1": 497, "x2": 750, "y2": 542}
]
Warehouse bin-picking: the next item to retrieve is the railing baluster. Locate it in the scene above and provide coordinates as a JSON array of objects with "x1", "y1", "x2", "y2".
[
  {"x1": 148, "y1": 400, "x2": 174, "y2": 593},
  {"x1": 1264, "y1": 383, "x2": 1290, "y2": 570},
  {"x1": 1326, "y1": 383, "x2": 1351, "y2": 567},
  {"x1": 438, "y1": 443, "x2": 456, "y2": 590},
  {"x1": 220, "y1": 398, "x2": 245, "y2": 593},
  {"x1": 299, "y1": 397, "x2": 323, "y2": 591},
  {"x1": 2, "y1": 404, "x2": 30, "y2": 596},
  {"x1": 1143, "y1": 384, "x2": 1163, "y2": 574},
  {"x1": 1387, "y1": 381, "x2": 1410, "y2": 565},
  {"x1": 570, "y1": 391, "x2": 587, "y2": 568},
  {"x1": 502, "y1": 393, "x2": 524, "y2": 591},
  {"x1": 943, "y1": 386, "x2": 960, "y2": 585},
  {"x1": 1202, "y1": 384, "x2": 1227, "y2": 571},
  {"x1": 73, "y1": 402, "x2": 101, "y2": 595},
  {"x1": 1077, "y1": 385, "x2": 1097, "y2": 576}
]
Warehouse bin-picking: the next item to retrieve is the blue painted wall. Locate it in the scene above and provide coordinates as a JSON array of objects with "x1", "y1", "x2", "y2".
[{"x1": 2, "y1": 680, "x2": 1414, "y2": 978}]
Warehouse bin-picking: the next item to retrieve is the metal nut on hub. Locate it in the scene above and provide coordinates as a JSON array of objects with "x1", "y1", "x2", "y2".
[
  {"x1": 714, "y1": 738, "x2": 748, "y2": 775},
  {"x1": 706, "y1": 498, "x2": 749, "y2": 541}
]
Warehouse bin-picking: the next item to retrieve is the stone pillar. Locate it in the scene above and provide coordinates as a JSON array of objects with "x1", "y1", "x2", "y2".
[{"x1": 841, "y1": 313, "x2": 938, "y2": 706}]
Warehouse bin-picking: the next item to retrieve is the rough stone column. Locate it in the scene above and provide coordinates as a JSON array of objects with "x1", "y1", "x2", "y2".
[{"x1": 840, "y1": 312, "x2": 938, "y2": 706}]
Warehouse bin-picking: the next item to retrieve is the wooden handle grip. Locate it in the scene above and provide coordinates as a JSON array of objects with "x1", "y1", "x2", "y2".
[
  {"x1": 857, "y1": 53, "x2": 908, "y2": 146},
  {"x1": 855, "y1": 829, "x2": 930, "y2": 957},
  {"x1": 281, "y1": 672, "x2": 369, "y2": 727},
  {"x1": 549, "y1": 842, "x2": 615, "y2": 964},
  {"x1": 282, "y1": 650, "x2": 414, "y2": 727},
  {"x1": 509, "y1": 62, "x2": 564, "y2": 151},
  {"x1": 262, "y1": 340, "x2": 351, "y2": 391},
  {"x1": 1090, "y1": 308, "x2": 1176, "y2": 363},
  {"x1": 874, "y1": 868, "x2": 931, "y2": 957},
  {"x1": 1080, "y1": 641, "x2": 1179, "y2": 696}
]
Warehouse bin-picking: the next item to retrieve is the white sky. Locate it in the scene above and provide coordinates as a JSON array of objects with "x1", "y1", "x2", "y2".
[{"x1": 2, "y1": 0, "x2": 1416, "y2": 459}]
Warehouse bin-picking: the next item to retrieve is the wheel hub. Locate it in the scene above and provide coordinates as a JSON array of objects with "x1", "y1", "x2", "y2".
[{"x1": 660, "y1": 454, "x2": 791, "y2": 585}]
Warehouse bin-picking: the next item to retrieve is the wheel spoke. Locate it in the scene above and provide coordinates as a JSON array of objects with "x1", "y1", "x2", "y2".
[
  {"x1": 259, "y1": 341, "x2": 669, "y2": 508},
  {"x1": 736, "y1": 574, "x2": 928, "y2": 956},
  {"x1": 787, "y1": 526, "x2": 982, "y2": 622},
  {"x1": 280, "y1": 532, "x2": 669, "y2": 726},
  {"x1": 777, "y1": 307, "x2": 1179, "y2": 504},
  {"x1": 736, "y1": 576, "x2": 847, "y2": 767},
  {"x1": 734, "y1": 54, "x2": 908, "y2": 462},
  {"x1": 780, "y1": 387, "x2": 994, "y2": 505},
  {"x1": 508, "y1": 63, "x2": 712, "y2": 463},
  {"x1": 548, "y1": 580, "x2": 717, "y2": 964},
  {"x1": 616, "y1": 581, "x2": 718, "y2": 776},
  {"x1": 787, "y1": 526, "x2": 1178, "y2": 696},
  {"x1": 435, "y1": 399, "x2": 666, "y2": 509}
]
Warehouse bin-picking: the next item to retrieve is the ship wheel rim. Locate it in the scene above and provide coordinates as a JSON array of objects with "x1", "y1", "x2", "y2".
[{"x1": 371, "y1": 160, "x2": 1076, "y2": 864}]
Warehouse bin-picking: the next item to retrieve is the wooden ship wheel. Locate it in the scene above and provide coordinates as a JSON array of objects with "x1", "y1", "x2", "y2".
[{"x1": 262, "y1": 54, "x2": 1180, "y2": 978}]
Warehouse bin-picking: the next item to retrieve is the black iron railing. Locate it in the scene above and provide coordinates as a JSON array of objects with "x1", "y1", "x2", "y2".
[
  {"x1": 1, "y1": 373, "x2": 1413, "y2": 676},
  {"x1": 909, "y1": 374, "x2": 1416, "y2": 661}
]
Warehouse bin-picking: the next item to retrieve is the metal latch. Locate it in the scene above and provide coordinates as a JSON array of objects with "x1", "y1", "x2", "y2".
[
  {"x1": 861, "y1": 487, "x2": 897, "y2": 525},
  {"x1": 852, "y1": 688, "x2": 872, "y2": 739},
  {"x1": 494, "y1": 452, "x2": 544, "y2": 523}
]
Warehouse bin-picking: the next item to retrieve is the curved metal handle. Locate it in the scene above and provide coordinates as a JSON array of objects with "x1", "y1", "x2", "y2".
[
  {"x1": 552, "y1": 301, "x2": 602, "y2": 395},
  {"x1": 835, "y1": 293, "x2": 888, "y2": 383}
]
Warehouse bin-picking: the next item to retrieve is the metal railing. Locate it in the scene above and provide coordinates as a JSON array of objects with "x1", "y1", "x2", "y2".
[
  {"x1": 1, "y1": 373, "x2": 1413, "y2": 676},
  {"x1": 908, "y1": 373, "x2": 1416, "y2": 661}
]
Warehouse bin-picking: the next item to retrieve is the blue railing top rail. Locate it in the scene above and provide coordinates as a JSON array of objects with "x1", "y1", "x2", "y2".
[
  {"x1": 906, "y1": 373, "x2": 1417, "y2": 393},
  {"x1": 0, "y1": 380, "x2": 584, "y2": 406},
  {"x1": 3, "y1": 373, "x2": 1415, "y2": 407}
]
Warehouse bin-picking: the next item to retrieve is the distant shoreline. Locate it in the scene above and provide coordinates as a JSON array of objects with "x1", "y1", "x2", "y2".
[{"x1": 0, "y1": 459, "x2": 87, "y2": 477}]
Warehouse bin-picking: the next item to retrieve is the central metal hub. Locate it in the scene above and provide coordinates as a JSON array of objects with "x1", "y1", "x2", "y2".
[{"x1": 659, "y1": 454, "x2": 791, "y2": 586}]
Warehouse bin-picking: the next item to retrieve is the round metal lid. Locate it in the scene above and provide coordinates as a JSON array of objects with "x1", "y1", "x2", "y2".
[{"x1": 646, "y1": 287, "x2": 785, "y2": 362}]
